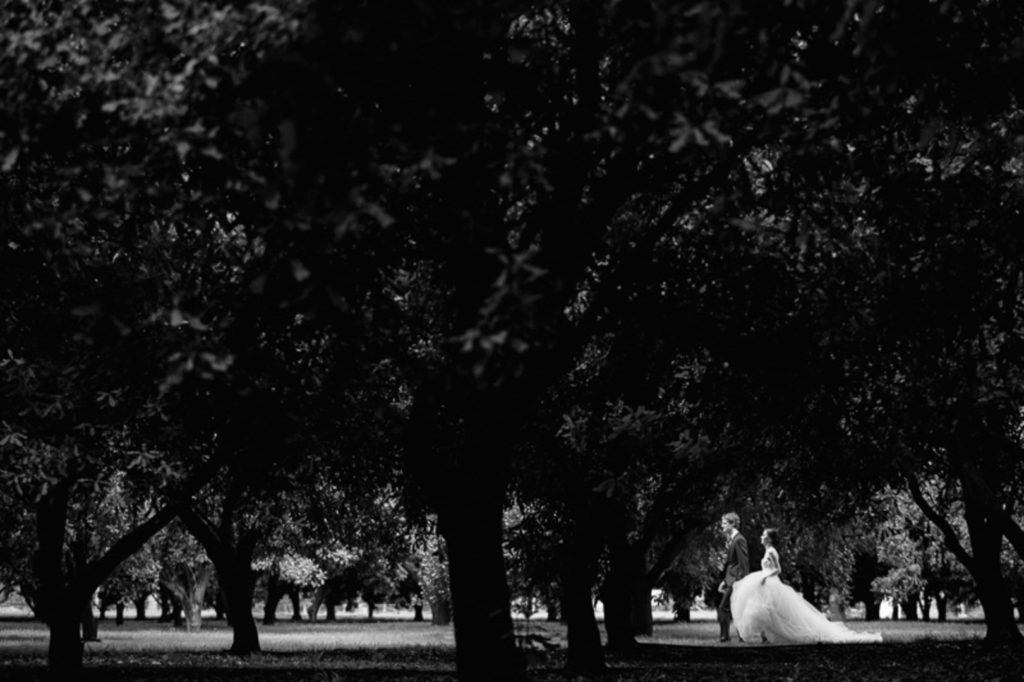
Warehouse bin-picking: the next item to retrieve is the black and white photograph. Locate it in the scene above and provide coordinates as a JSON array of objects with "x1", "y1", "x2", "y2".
[{"x1": 2, "y1": 1, "x2": 1023, "y2": 680}]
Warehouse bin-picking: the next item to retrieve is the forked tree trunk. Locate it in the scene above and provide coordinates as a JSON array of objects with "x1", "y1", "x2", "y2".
[
  {"x1": 179, "y1": 509, "x2": 261, "y2": 655},
  {"x1": 162, "y1": 563, "x2": 213, "y2": 631},
  {"x1": 441, "y1": 493, "x2": 525, "y2": 682}
]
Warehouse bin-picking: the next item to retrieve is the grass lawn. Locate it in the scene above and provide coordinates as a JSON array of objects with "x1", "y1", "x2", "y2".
[{"x1": 0, "y1": 614, "x2": 1020, "y2": 680}]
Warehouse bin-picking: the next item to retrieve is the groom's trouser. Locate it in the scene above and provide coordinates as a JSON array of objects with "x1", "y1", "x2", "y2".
[{"x1": 717, "y1": 583, "x2": 733, "y2": 639}]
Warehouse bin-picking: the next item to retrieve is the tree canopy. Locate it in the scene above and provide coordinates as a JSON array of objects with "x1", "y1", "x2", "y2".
[{"x1": 4, "y1": 1, "x2": 1024, "y2": 679}]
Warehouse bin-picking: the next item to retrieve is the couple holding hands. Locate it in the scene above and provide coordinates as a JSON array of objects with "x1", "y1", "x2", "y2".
[{"x1": 716, "y1": 512, "x2": 882, "y2": 644}]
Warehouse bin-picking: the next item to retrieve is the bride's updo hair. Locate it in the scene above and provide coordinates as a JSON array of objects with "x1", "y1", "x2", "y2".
[{"x1": 764, "y1": 528, "x2": 779, "y2": 545}]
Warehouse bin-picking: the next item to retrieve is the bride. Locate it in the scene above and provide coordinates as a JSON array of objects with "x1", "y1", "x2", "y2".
[{"x1": 730, "y1": 528, "x2": 883, "y2": 644}]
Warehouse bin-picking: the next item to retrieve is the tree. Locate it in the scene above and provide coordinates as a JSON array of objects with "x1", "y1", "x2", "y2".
[
  {"x1": 1, "y1": 1, "x2": 308, "y2": 674},
  {"x1": 156, "y1": 522, "x2": 214, "y2": 632}
]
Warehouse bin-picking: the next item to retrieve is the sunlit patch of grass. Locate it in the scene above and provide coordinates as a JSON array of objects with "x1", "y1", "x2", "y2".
[
  {"x1": 639, "y1": 616, "x2": 990, "y2": 646},
  {"x1": 0, "y1": 613, "x2": 995, "y2": 661},
  {"x1": 0, "y1": 619, "x2": 456, "y2": 659}
]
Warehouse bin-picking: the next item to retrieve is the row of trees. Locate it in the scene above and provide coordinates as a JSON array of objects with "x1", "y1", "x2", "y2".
[
  {"x1": 12, "y1": 478, "x2": 1008, "y2": 631},
  {"x1": 4, "y1": 1, "x2": 1024, "y2": 680}
]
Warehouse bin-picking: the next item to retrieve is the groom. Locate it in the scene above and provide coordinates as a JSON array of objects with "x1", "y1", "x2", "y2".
[{"x1": 716, "y1": 511, "x2": 749, "y2": 642}]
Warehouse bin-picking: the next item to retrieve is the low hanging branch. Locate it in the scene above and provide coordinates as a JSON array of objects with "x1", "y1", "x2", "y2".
[
  {"x1": 901, "y1": 468, "x2": 977, "y2": 576},
  {"x1": 82, "y1": 450, "x2": 231, "y2": 593}
]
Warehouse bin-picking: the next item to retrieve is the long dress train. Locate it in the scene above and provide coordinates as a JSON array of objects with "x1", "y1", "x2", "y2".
[{"x1": 731, "y1": 549, "x2": 882, "y2": 644}]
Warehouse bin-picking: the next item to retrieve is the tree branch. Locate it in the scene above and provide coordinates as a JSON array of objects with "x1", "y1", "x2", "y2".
[
  {"x1": 83, "y1": 451, "x2": 229, "y2": 592},
  {"x1": 902, "y1": 469, "x2": 976, "y2": 575}
]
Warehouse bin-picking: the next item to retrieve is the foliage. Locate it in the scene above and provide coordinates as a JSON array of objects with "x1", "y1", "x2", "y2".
[
  {"x1": 253, "y1": 555, "x2": 325, "y2": 592},
  {"x1": 414, "y1": 528, "x2": 451, "y2": 614}
]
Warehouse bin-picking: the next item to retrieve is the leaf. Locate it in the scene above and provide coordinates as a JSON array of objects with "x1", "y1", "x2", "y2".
[
  {"x1": 291, "y1": 259, "x2": 311, "y2": 282},
  {"x1": 364, "y1": 202, "x2": 395, "y2": 228},
  {"x1": 161, "y1": 2, "x2": 181, "y2": 20},
  {"x1": 1, "y1": 147, "x2": 19, "y2": 172}
]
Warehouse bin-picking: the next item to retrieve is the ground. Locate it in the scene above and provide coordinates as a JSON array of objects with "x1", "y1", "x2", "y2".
[{"x1": 0, "y1": 614, "x2": 1021, "y2": 681}]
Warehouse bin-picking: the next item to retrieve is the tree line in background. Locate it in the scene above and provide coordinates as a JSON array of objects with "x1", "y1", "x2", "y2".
[{"x1": 3, "y1": 1, "x2": 1024, "y2": 680}]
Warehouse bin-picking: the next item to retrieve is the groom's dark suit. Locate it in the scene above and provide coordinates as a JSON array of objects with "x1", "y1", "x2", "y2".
[{"x1": 717, "y1": 531, "x2": 750, "y2": 641}]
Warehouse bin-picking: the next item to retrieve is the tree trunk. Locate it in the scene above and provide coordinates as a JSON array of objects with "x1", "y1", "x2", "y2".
[
  {"x1": 213, "y1": 589, "x2": 227, "y2": 620},
  {"x1": 633, "y1": 584, "x2": 654, "y2": 636},
  {"x1": 413, "y1": 603, "x2": 424, "y2": 622},
  {"x1": 47, "y1": 600, "x2": 86, "y2": 680},
  {"x1": 182, "y1": 594, "x2": 202, "y2": 630},
  {"x1": 35, "y1": 483, "x2": 86, "y2": 678},
  {"x1": 601, "y1": 528, "x2": 650, "y2": 652},
  {"x1": 81, "y1": 598, "x2": 99, "y2": 641},
  {"x1": 179, "y1": 509, "x2": 261, "y2": 654},
  {"x1": 799, "y1": 571, "x2": 817, "y2": 603},
  {"x1": 115, "y1": 603, "x2": 125, "y2": 626},
  {"x1": 221, "y1": 558, "x2": 260, "y2": 654},
  {"x1": 441, "y1": 495, "x2": 525, "y2": 682},
  {"x1": 430, "y1": 598, "x2": 451, "y2": 625},
  {"x1": 561, "y1": 519, "x2": 604, "y2": 676},
  {"x1": 600, "y1": 571, "x2": 634, "y2": 650},
  {"x1": 963, "y1": 486, "x2": 1023, "y2": 645},
  {"x1": 828, "y1": 590, "x2": 846, "y2": 622},
  {"x1": 307, "y1": 583, "x2": 326, "y2": 621},
  {"x1": 289, "y1": 588, "x2": 303, "y2": 620},
  {"x1": 263, "y1": 572, "x2": 282, "y2": 625},
  {"x1": 367, "y1": 601, "x2": 376, "y2": 621},
  {"x1": 936, "y1": 593, "x2": 948, "y2": 622},
  {"x1": 133, "y1": 596, "x2": 148, "y2": 620},
  {"x1": 901, "y1": 598, "x2": 918, "y2": 621},
  {"x1": 158, "y1": 585, "x2": 181, "y2": 623},
  {"x1": 864, "y1": 599, "x2": 880, "y2": 621},
  {"x1": 543, "y1": 590, "x2": 560, "y2": 623},
  {"x1": 162, "y1": 563, "x2": 212, "y2": 632}
]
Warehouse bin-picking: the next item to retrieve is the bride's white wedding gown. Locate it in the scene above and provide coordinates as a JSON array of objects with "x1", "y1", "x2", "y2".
[{"x1": 731, "y1": 548, "x2": 882, "y2": 644}]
